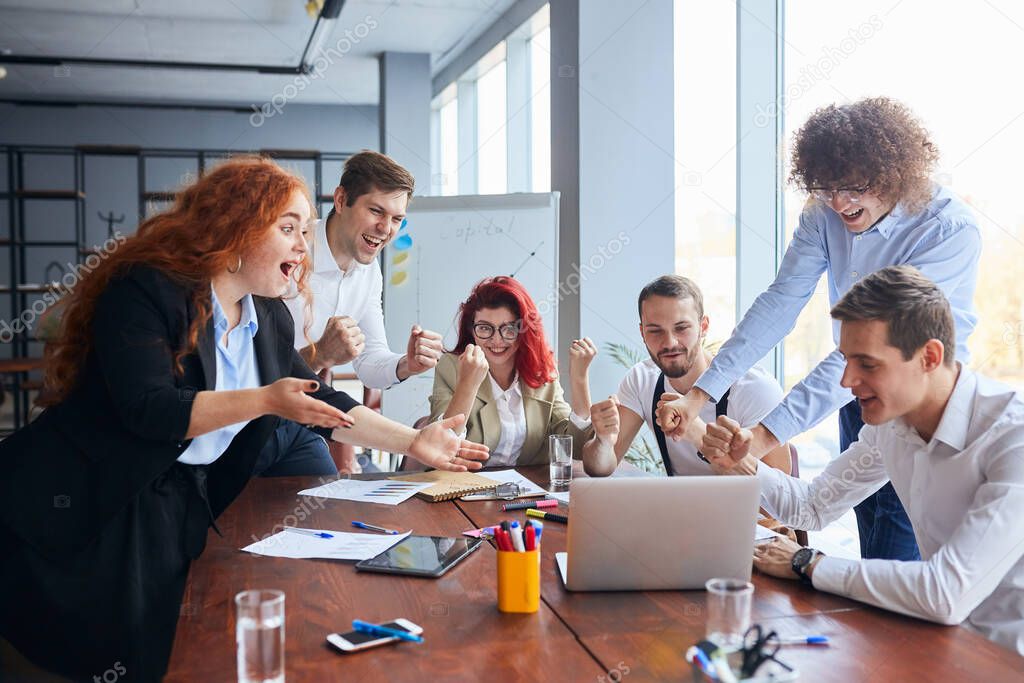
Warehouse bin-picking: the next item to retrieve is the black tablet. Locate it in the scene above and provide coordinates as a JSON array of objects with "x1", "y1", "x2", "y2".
[{"x1": 355, "y1": 535, "x2": 483, "y2": 578}]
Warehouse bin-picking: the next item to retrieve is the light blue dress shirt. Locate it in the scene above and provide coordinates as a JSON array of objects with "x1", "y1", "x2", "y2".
[
  {"x1": 178, "y1": 287, "x2": 262, "y2": 465},
  {"x1": 694, "y1": 184, "x2": 981, "y2": 444}
]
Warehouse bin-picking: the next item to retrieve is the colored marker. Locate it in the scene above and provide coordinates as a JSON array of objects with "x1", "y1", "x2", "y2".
[
  {"x1": 351, "y1": 521, "x2": 400, "y2": 535},
  {"x1": 525, "y1": 509, "x2": 567, "y2": 524},
  {"x1": 685, "y1": 646, "x2": 717, "y2": 679},
  {"x1": 352, "y1": 620, "x2": 423, "y2": 643},
  {"x1": 495, "y1": 528, "x2": 513, "y2": 551},
  {"x1": 509, "y1": 521, "x2": 526, "y2": 552},
  {"x1": 501, "y1": 499, "x2": 559, "y2": 511},
  {"x1": 283, "y1": 527, "x2": 333, "y2": 539}
]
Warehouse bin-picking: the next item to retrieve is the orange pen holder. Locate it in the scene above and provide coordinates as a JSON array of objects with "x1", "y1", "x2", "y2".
[{"x1": 496, "y1": 549, "x2": 541, "y2": 613}]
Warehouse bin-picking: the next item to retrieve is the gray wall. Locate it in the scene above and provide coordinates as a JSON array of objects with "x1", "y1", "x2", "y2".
[
  {"x1": 551, "y1": 0, "x2": 676, "y2": 400},
  {"x1": 0, "y1": 102, "x2": 378, "y2": 151}
]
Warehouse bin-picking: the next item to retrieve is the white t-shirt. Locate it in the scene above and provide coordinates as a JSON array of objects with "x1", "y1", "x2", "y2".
[{"x1": 617, "y1": 359, "x2": 784, "y2": 476}]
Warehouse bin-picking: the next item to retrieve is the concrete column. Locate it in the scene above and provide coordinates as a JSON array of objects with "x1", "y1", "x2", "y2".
[
  {"x1": 378, "y1": 51, "x2": 431, "y2": 193},
  {"x1": 549, "y1": 0, "x2": 676, "y2": 398}
]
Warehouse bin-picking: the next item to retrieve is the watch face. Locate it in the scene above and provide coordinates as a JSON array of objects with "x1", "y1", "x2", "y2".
[{"x1": 792, "y1": 548, "x2": 814, "y2": 572}]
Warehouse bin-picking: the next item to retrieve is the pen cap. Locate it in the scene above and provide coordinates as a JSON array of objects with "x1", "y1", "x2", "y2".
[{"x1": 496, "y1": 549, "x2": 541, "y2": 613}]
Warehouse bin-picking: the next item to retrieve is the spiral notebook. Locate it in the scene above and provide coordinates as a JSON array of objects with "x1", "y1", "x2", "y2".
[{"x1": 387, "y1": 471, "x2": 497, "y2": 502}]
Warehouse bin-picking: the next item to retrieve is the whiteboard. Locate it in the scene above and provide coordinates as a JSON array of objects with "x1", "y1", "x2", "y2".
[{"x1": 381, "y1": 192, "x2": 560, "y2": 424}]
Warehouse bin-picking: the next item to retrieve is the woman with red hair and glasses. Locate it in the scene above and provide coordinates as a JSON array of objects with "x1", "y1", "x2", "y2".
[
  {"x1": 429, "y1": 276, "x2": 595, "y2": 467},
  {"x1": 0, "y1": 157, "x2": 487, "y2": 681}
]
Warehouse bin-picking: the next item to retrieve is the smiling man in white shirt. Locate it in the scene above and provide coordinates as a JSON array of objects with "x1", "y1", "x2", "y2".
[
  {"x1": 256, "y1": 151, "x2": 444, "y2": 476},
  {"x1": 702, "y1": 265, "x2": 1024, "y2": 656},
  {"x1": 286, "y1": 151, "x2": 443, "y2": 387}
]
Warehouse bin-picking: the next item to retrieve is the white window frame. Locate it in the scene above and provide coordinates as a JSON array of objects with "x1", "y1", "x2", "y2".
[
  {"x1": 736, "y1": 0, "x2": 786, "y2": 381},
  {"x1": 430, "y1": 4, "x2": 550, "y2": 197}
]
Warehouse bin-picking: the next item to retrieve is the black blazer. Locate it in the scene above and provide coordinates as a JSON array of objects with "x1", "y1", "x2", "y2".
[{"x1": 0, "y1": 265, "x2": 358, "y2": 560}]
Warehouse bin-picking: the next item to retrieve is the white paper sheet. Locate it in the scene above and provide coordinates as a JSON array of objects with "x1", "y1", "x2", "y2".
[
  {"x1": 298, "y1": 478, "x2": 432, "y2": 506},
  {"x1": 755, "y1": 525, "x2": 783, "y2": 544},
  {"x1": 242, "y1": 529, "x2": 412, "y2": 560}
]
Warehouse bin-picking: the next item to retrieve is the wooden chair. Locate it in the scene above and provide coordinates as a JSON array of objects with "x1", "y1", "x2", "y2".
[{"x1": 327, "y1": 381, "x2": 382, "y2": 473}]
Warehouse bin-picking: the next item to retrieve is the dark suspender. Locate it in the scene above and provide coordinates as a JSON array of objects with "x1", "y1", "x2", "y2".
[{"x1": 650, "y1": 371, "x2": 729, "y2": 476}]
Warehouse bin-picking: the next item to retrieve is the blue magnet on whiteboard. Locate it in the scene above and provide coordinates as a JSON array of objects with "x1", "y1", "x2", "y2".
[{"x1": 392, "y1": 233, "x2": 413, "y2": 251}]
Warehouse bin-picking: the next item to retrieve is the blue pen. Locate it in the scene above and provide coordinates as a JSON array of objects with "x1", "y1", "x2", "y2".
[
  {"x1": 351, "y1": 521, "x2": 400, "y2": 535},
  {"x1": 283, "y1": 527, "x2": 333, "y2": 539},
  {"x1": 352, "y1": 620, "x2": 423, "y2": 643},
  {"x1": 779, "y1": 635, "x2": 829, "y2": 645}
]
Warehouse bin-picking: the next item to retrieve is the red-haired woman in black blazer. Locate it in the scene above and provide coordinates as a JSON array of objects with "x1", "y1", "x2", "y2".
[{"x1": 0, "y1": 157, "x2": 487, "y2": 681}]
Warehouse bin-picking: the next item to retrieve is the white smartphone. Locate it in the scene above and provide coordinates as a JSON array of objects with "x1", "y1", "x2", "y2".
[{"x1": 326, "y1": 619, "x2": 423, "y2": 653}]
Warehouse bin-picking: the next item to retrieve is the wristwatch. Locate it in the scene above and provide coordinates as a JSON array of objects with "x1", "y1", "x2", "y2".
[{"x1": 791, "y1": 547, "x2": 825, "y2": 585}]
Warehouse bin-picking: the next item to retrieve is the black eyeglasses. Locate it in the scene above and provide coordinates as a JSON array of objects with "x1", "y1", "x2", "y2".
[
  {"x1": 473, "y1": 322, "x2": 520, "y2": 341},
  {"x1": 808, "y1": 183, "x2": 871, "y2": 204},
  {"x1": 740, "y1": 624, "x2": 794, "y2": 678}
]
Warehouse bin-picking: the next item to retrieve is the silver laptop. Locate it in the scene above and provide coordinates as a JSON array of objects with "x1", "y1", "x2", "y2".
[{"x1": 557, "y1": 476, "x2": 760, "y2": 591}]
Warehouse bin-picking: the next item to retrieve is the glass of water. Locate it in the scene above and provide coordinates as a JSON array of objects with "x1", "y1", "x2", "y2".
[
  {"x1": 548, "y1": 434, "x2": 573, "y2": 490},
  {"x1": 235, "y1": 589, "x2": 285, "y2": 683},
  {"x1": 705, "y1": 578, "x2": 754, "y2": 652}
]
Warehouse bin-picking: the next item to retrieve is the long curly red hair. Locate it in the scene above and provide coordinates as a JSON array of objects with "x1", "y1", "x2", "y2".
[
  {"x1": 450, "y1": 276, "x2": 557, "y2": 389},
  {"x1": 42, "y1": 156, "x2": 315, "y2": 405}
]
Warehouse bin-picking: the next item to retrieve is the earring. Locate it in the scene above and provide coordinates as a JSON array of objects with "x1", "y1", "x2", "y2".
[{"x1": 227, "y1": 255, "x2": 242, "y2": 274}]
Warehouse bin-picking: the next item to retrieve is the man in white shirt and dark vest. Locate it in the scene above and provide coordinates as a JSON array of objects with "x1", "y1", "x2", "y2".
[
  {"x1": 581, "y1": 275, "x2": 791, "y2": 476},
  {"x1": 703, "y1": 265, "x2": 1024, "y2": 656}
]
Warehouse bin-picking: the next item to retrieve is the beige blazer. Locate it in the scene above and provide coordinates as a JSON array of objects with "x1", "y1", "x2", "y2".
[{"x1": 428, "y1": 353, "x2": 593, "y2": 466}]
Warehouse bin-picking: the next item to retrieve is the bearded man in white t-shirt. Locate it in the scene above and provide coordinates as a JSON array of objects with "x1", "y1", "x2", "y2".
[{"x1": 582, "y1": 275, "x2": 791, "y2": 476}]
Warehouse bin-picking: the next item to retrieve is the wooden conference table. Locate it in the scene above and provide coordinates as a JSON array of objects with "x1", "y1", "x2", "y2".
[{"x1": 166, "y1": 465, "x2": 1024, "y2": 682}]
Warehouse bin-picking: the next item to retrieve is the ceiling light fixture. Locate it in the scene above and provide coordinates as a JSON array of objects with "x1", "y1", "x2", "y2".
[{"x1": 0, "y1": 2, "x2": 345, "y2": 76}]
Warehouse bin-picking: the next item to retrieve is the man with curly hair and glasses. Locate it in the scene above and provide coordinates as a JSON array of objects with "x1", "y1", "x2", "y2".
[{"x1": 656, "y1": 97, "x2": 980, "y2": 562}]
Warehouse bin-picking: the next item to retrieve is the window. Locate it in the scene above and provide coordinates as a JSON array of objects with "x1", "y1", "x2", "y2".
[
  {"x1": 430, "y1": 5, "x2": 551, "y2": 196},
  {"x1": 674, "y1": 0, "x2": 737, "y2": 342},
  {"x1": 528, "y1": 22, "x2": 550, "y2": 192},
  {"x1": 476, "y1": 57, "x2": 508, "y2": 195},
  {"x1": 437, "y1": 85, "x2": 459, "y2": 196}
]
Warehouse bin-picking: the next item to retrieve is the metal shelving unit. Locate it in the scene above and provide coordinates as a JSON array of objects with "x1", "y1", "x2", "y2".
[{"x1": 1, "y1": 146, "x2": 86, "y2": 428}]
